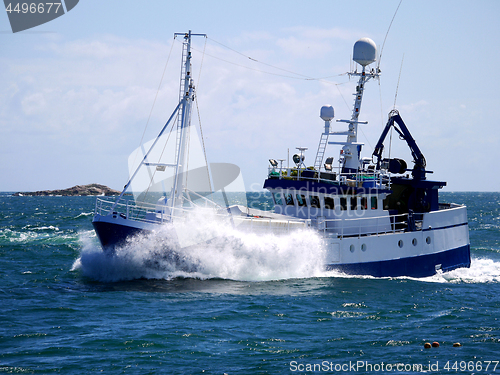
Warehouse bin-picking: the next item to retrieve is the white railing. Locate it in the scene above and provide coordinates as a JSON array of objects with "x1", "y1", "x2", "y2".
[
  {"x1": 267, "y1": 166, "x2": 387, "y2": 188},
  {"x1": 95, "y1": 197, "x2": 159, "y2": 223},
  {"x1": 316, "y1": 212, "x2": 419, "y2": 238},
  {"x1": 94, "y1": 196, "x2": 311, "y2": 231},
  {"x1": 95, "y1": 198, "x2": 423, "y2": 238}
]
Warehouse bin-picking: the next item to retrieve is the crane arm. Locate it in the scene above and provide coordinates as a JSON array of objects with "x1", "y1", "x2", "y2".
[{"x1": 372, "y1": 110, "x2": 427, "y2": 180}]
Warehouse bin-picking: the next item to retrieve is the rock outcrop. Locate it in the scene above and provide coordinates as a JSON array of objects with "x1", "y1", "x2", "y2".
[{"x1": 13, "y1": 184, "x2": 121, "y2": 196}]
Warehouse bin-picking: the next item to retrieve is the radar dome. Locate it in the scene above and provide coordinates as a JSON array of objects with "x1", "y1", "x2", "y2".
[
  {"x1": 320, "y1": 105, "x2": 334, "y2": 121},
  {"x1": 353, "y1": 38, "x2": 377, "y2": 67}
]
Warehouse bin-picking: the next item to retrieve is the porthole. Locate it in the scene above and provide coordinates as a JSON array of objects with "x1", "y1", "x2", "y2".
[
  {"x1": 361, "y1": 244, "x2": 367, "y2": 252},
  {"x1": 398, "y1": 240, "x2": 404, "y2": 248},
  {"x1": 412, "y1": 238, "x2": 418, "y2": 246},
  {"x1": 350, "y1": 244, "x2": 355, "y2": 253},
  {"x1": 426, "y1": 236, "x2": 431, "y2": 245}
]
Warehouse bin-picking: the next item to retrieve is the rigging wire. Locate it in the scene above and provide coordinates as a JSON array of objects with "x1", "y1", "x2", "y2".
[
  {"x1": 195, "y1": 95, "x2": 212, "y2": 192},
  {"x1": 335, "y1": 81, "x2": 352, "y2": 112},
  {"x1": 386, "y1": 54, "x2": 405, "y2": 163},
  {"x1": 130, "y1": 38, "x2": 176, "y2": 175},
  {"x1": 183, "y1": 36, "x2": 347, "y2": 83},
  {"x1": 393, "y1": 54, "x2": 404, "y2": 109},
  {"x1": 206, "y1": 37, "x2": 379, "y2": 151},
  {"x1": 207, "y1": 37, "x2": 311, "y2": 79},
  {"x1": 141, "y1": 109, "x2": 180, "y2": 205},
  {"x1": 196, "y1": 35, "x2": 208, "y2": 92},
  {"x1": 192, "y1": 36, "x2": 213, "y2": 192},
  {"x1": 378, "y1": 0, "x2": 403, "y2": 69},
  {"x1": 375, "y1": 0, "x2": 402, "y2": 161}
]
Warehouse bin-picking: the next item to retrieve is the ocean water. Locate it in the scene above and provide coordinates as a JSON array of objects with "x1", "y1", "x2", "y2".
[{"x1": 0, "y1": 192, "x2": 499, "y2": 374}]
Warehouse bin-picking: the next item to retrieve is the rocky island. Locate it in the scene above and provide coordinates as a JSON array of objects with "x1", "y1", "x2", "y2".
[{"x1": 13, "y1": 184, "x2": 121, "y2": 196}]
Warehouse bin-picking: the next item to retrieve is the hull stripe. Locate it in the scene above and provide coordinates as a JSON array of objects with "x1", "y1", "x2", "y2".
[{"x1": 326, "y1": 245, "x2": 471, "y2": 278}]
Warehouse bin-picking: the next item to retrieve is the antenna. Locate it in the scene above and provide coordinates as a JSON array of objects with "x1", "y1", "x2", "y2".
[
  {"x1": 393, "y1": 54, "x2": 405, "y2": 109},
  {"x1": 377, "y1": 0, "x2": 403, "y2": 70}
]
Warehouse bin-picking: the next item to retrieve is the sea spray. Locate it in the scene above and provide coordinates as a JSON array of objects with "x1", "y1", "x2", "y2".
[{"x1": 75, "y1": 208, "x2": 328, "y2": 282}]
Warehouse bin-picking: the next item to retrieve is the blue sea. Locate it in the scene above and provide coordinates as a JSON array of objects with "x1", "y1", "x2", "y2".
[{"x1": 1, "y1": 192, "x2": 499, "y2": 374}]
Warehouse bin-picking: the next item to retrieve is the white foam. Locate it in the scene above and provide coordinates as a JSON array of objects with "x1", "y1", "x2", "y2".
[
  {"x1": 407, "y1": 257, "x2": 500, "y2": 284},
  {"x1": 433, "y1": 257, "x2": 500, "y2": 283},
  {"x1": 74, "y1": 210, "x2": 328, "y2": 282},
  {"x1": 75, "y1": 212, "x2": 93, "y2": 219}
]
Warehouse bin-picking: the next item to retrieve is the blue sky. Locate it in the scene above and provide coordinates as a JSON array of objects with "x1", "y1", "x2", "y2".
[{"x1": 1, "y1": 0, "x2": 499, "y2": 192}]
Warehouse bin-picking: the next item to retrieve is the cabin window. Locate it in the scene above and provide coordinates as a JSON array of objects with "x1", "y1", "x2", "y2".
[
  {"x1": 371, "y1": 196, "x2": 378, "y2": 210},
  {"x1": 296, "y1": 194, "x2": 307, "y2": 207},
  {"x1": 273, "y1": 192, "x2": 283, "y2": 205},
  {"x1": 361, "y1": 197, "x2": 367, "y2": 210},
  {"x1": 285, "y1": 193, "x2": 294, "y2": 206},
  {"x1": 351, "y1": 197, "x2": 357, "y2": 210},
  {"x1": 324, "y1": 196, "x2": 335, "y2": 210},
  {"x1": 340, "y1": 197, "x2": 347, "y2": 211},
  {"x1": 310, "y1": 195, "x2": 321, "y2": 208}
]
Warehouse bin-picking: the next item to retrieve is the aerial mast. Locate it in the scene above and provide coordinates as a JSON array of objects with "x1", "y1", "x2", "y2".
[
  {"x1": 335, "y1": 38, "x2": 380, "y2": 173},
  {"x1": 171, "y1": 31, "x2": 206, "y2": 208}
]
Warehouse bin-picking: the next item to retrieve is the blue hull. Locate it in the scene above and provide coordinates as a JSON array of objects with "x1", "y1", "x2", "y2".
[
  {"x1": 92, "y1": 220, "x2": 149, "y2": 251},
  {"x1": 93, "y1": 220, "x2": 471, "y2": 278},
  {"x1": 327, "y1": 244, "x2": 471, "y2": 278}
]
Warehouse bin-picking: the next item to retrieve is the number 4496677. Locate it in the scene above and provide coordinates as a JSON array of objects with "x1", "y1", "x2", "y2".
[
  {"x1": 444, "y1": 361, "x2": 499, "y2": 372},
  {"x1": 5, "y1": 3, "x2": 62, "y2": 14}
]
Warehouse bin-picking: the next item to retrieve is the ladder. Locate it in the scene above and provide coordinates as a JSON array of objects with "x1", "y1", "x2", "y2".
[
  {"x1": 174, "y1": 40, "x2": 189, "y2": 159},
  {"x1": 313, "y1": 133, "x2": 329, "y2": 171}
]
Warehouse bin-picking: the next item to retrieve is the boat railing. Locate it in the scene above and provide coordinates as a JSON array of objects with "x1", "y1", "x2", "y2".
[
  {"x1": 317, "y1": 212, "x2": 422, "y2": 238},
  {"x1": 95, "y1": 196, "x2": 218, "y2": 223},
  {"x1": 95, "y1": 196, "x2": 157, "y2": 223},
  {"x1": 95, "y1": 198, "x2": 424, "y2": 237},
  {"x1": 95, "y1": 196, "x2": 313, "y2": 231},
  {"x1": 267, "y1": 166, "x2": 387, "y2": 188}
]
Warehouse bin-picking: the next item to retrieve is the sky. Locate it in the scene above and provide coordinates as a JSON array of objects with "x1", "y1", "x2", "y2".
[{"x1": 1, "y1": 0, "x2": 499, "y2": 192}]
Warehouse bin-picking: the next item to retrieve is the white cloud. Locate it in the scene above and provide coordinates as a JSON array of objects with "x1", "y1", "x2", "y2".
[{"x1": 1, "y1": 22, "x2": 499, "y2": 192}]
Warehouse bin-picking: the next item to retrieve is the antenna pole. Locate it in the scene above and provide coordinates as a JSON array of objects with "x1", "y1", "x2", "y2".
[
  {"x1": 170, "y1": 31, "x2": 206, "y2": 212},
  {"x1": 337, "y1": 65, "x2": 379, "y2": 173}
]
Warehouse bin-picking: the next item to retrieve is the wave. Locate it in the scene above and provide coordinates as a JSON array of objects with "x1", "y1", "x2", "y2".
[
  {"x1": 74, "y1": 212, "x2": 94, "y2": 219},
  {"x1": 73, "y1": 212, "x2": 328, "y2": 283},
  {"x1": 0, "y1": 226, "x2": 80, "y2": 246},
  {"x1": 426, "y1": 257, "x2": 500, "y2": 284},
  {"x1": 22, "y1": 225, "x2": 59, "y2": 231}
]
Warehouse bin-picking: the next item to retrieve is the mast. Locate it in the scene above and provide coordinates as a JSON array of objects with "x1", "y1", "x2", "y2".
[
  {"x1": 338, "y1": 65, "x2": 374, "y2": 173},
  {"x1": 331, "y1": 38, "x2": 379, "y2": 174},
  {"x1": 171, "y1": 31, "x2": 206, "y2": 208}
]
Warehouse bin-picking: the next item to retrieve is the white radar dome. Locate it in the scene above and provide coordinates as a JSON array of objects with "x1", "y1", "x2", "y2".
[
  {"x1": 353, "y1": 38, "x2": 377, "y2": 67},
  {"x1": 320, "y1": 105, "x2": 334, "y2": 121}
]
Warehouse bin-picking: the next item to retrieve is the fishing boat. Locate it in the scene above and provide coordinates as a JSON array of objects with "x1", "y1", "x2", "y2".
[{"x1": 92, "y1": 32, "x2": 471, "y2": 278}]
